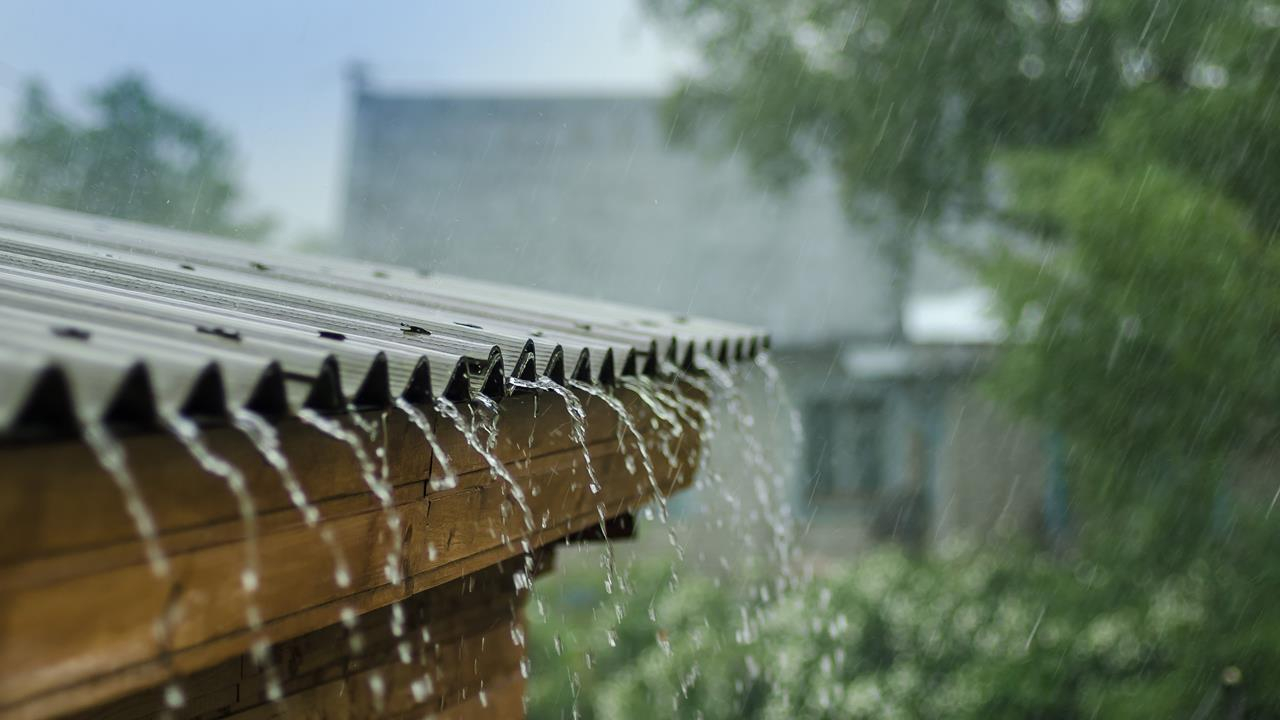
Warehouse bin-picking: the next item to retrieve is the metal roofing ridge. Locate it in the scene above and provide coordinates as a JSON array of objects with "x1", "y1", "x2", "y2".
[
  {"x1": 0, "y1": 222, "x2": 674, "y2": 382},
  {"x1": 0, "y1": 199, "x2": 771, "y2": 442},
  {"x1": 0, "y1": 198, "x2": 768, "y2": 353}
]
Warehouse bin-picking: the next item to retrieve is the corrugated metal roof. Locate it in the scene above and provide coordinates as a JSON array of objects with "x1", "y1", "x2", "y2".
[{"x1": 0, "y1": 198, "x2": 767, "y2": 441}]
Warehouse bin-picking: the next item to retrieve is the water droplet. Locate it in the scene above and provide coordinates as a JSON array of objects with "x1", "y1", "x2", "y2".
[
  {"x1": 163, "y1": 683, "x2": 186, "y2": 709},
  {"x1": 1019, "y1": 54, "x2": 1045, "y2": 80}
]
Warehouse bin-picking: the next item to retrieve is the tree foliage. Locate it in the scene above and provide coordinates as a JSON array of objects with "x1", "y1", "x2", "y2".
[
  {"x1": 646, "y1": 0, "x2": 1280, "y2": 551},
  {"x1": 526, "y1": 4, "x2": 1280, "y2": 718},
  {"x1": 646, "y1": 0, "x2": 1278, "y2": 223},
  {"x1": 0, "y1": 73, "x2": 271, "y2": 240}
]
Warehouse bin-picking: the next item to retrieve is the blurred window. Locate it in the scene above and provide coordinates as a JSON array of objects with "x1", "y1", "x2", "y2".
[{"x1": 806, "y1": 397, "x2": 883, "y2": 503}]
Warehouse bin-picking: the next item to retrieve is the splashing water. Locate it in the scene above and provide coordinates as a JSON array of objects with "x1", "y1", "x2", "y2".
[
  {"x1": 81, "y1": 421, "x2": 169, "y2": 578},
  {"x1": 394, "y1": 397, "x2": 458, "y2": 491},
  {"x1": 473, "y1": 393, "x2": 502, "y2": 452},
  {"x1": 232, "y1": 408, "x2": 352, "y2": 589}
]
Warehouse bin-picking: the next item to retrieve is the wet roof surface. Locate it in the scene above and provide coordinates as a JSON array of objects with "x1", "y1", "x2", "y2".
[{"x1": 0, "y1": 199, "x2": 765, "y2": 441}]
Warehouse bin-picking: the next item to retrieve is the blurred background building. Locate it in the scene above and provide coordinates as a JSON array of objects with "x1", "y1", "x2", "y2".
[{"x1": 339, "y1": 71, "x2": 1057, "y2": 555}]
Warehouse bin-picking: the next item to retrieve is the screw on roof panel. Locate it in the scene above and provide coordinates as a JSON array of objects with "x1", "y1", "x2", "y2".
[
  {"x1": 400, "y1": 323, "x2": 431, "y2": 335},
  {"x1": 197, "y1": 326, "x2": 242, "y2": 342},
  {"x1": 318, "y1": 330, "x2": 347, "y2": 341},
  {"x1": 51, "y1": 326, "x2": 91, "y2": 341}
]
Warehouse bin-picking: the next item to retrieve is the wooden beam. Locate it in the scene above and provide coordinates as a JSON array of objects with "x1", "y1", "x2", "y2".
[
  {"x1": 0, "y1": 383, "x2": 705, "y2": 719},
  {"x1": 65, "y1": 562, "x2": 534, "y2": 719}
]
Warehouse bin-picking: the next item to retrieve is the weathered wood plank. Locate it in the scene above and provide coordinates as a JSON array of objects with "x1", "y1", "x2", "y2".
[
  {"x1": 0, "y1": 382, "x2": 705, "y2": 719},
  {"x1": 67, "y1": 563, "x2": 534, "y2": 720}
]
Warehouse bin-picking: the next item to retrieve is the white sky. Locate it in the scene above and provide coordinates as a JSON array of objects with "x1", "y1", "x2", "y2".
[{"x1": 0, "y1": 1, "x2": 690, "y2": 241}]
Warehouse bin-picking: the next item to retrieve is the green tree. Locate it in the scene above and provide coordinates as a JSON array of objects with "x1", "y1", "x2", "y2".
[
  {"x1": 646, "y1": 0, "x2": 1280, "y2": 554},
  {"x1": 1, "y1": 73, "x2": 271, "y2": 240}
]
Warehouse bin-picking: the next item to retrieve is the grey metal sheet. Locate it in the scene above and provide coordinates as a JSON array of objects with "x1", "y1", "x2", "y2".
[{"x1": 0, "y1": 199, "x2": 768, "y2": 441}]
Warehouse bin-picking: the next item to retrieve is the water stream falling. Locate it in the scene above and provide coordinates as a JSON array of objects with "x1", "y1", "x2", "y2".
[
  {"x1": 295, "y1": 408, "x2": 403, "y2": 705},
  {"x1": 619, "y1": 373, "x2": 704, "y2": 474},
  {"x1": 508, "y1": 375, "x2": 628, "y2": 623},
  {"x1": 81, "y1": 421, "x2": 188, "y2": 711},
  {"x1": 568, "y1": 380, "x2": 679, "y2": 554},
  {"x1": 81, "y1": 421, "x2": 169, "y2": 578},
  {"x1": 296, "y1": 409, "x2": 401, "y2": 577},
  {"x1": 618, "y1": 376, "x2": 683, "y2": 435},
  {"x1": 433, "y1": 395, "x2": 540, "y2": 681},
  {"x1": 432, "y1": 397, "x2": 534, "y2": 550},
  {"x1": 472, "y1": 394, "x2": 502, "y2": 453},
  {"x1": 755, "y1": 352, "x2": 804, "y2": 446},
  {"x1": 394, "y1": 397, "x2": 457, "y2": 491},
  {"x1": 656, "y1": 360, "x2": 716, "y2": 430},
  {"x1": 694, "y1": 352, "x2": 798, "y2": 587},
  {"x1": 159, "y1": 410, "x2": 286, "y2": 703},
  {"x1": 510, "y1": 377, "x2": 601, "y2": 495},
  {"x1": 231, "y1": 408, "x2": 352, "y2": 589},
  {"x1": 161, "y1": 412, "x2": 261, "y2": 599}
]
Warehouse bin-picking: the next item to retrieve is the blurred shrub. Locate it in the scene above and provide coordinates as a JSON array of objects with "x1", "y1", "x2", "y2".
[{"x1": 531, "y1": 539, "x2": 1280, "y2": 719}]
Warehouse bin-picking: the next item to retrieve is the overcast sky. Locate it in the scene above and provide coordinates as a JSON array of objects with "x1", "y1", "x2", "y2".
[{"x1": 0, "y1": 1, "x2": 689, "y2": 240}]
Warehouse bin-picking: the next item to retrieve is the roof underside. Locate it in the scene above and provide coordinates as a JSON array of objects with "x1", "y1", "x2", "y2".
[{"x1": 0, "y1": 199, "x2": 767, "y2": 441}]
